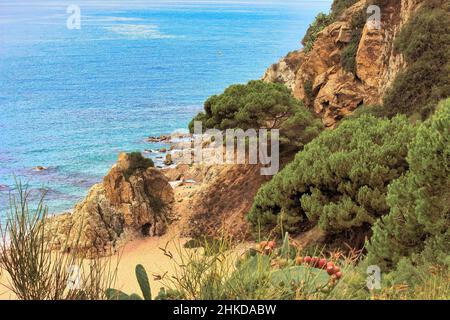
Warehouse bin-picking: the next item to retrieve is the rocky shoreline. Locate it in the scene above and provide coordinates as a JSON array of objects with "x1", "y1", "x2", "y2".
[{"x1": 43, "y1": 127, "x2": 271, "y2": 257}]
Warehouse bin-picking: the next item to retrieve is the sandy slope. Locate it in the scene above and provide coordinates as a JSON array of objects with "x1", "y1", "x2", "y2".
[{"x1": 110, "y1": 228, "x2": 189, "y2": 297}]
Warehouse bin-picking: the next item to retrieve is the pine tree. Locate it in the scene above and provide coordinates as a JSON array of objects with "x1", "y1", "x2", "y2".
[
  {"x1": 188, "y1": 80, "x2": 323, "y2": 152},
  {"x1": 248, "y1": 114, "x2": 417, "y2": 242},
  {"x1": 367, "y1": 98, "x2": 450, "y2": 270}
]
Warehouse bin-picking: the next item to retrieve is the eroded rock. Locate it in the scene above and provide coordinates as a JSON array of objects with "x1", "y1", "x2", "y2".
[
  {"x1": 263, "y1": 0, "x2": 423, "y2": 127},
  {"x1": 46, "y1": 152, "x2": 174, "y2": 257}
]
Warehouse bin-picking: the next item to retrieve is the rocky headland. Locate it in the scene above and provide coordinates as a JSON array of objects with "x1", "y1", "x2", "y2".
[{"x1": 47, "y1": 0, "x2": 429, "y2": 257}]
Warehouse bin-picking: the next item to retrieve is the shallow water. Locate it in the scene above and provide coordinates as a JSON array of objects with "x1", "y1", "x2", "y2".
[{"x1": 0, "y1": 0, "x2": 331, "y2": 214}]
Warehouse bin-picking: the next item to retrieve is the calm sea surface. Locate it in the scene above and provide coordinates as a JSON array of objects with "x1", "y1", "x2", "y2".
[{"x1": 0, "y1": 0, "x2": 331, "y2": 214}]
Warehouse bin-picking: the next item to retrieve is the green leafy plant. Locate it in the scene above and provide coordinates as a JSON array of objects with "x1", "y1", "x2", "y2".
[
  {"x1": 302, "y1": 13, "x2": 334, "y2": 53},
  {"x1": 302, "y1": 0, "x2": 359, "y2": 53},
  {"x1": 106, "y1": 264, "x2": 152, "y2": 300}
]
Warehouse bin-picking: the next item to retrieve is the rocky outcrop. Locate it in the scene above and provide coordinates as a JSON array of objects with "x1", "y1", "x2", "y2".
[
  {"x1": 162, "y1": 162, "x2": 271, "y2": 241},
  {"x1": 46, "y1": 152, "x2": 174, "y2": 257},
  {"x1": 263, "y1": 0, "x2": 424, "y2": 127}
]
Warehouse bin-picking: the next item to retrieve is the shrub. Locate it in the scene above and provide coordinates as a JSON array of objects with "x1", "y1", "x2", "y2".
[
  {"x1": 367, "y1": 98, "x2": 450, "y2": 270},
  {"x1": 248, "y1": 114, "x2": 417, "y2": 243},
  {"x1": 124, "y1": 151, "x2": 154, "y2": 178},
  {"x1": 381, "y1": 1, "x2": 450, "y2": 119},
  {"x1": 189, "y1": 80, "x2": 323, "y2": 152},
  {"x1": 302, "y1": 0, "x2": 359, "y2": 53},
  {"x1": 303, "y1": 80, "x2": 314, "y2": 104},
  {"x1": 340, "y1": 8, "x2": 366, "y2": 74},
  {"x1": 330, "y1": 0, "x2": 359, "y2": 18},
  {"x1": 302, "y1": 13, "x2": 334, "y2": 53}
]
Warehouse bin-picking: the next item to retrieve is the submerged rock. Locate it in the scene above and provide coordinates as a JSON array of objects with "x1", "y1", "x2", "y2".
[{"x1": 46, "y1": 152, "x2": 174, "y2": 257}]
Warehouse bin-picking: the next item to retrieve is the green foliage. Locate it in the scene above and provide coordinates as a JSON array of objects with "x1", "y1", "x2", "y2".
[
  {"x1": 340, "y1": 8, "x2": 366, "y2": 74},
  {"x1": 270, "y1": 265, "x2": 329, "y2": 290},
  {"x1": 341, "y1": 39, "x2": 359, "y2": 74},
  {"x1": 367, "y1": 98, "x2": 450, "y2": 270},
  {"x1": 382, "y1": 1, "x2": 450, "y2": 119},
  {"x1": 302, "y1": 0, "x2": 358, "y2": 53},
  {"x1": 302, "y1": 13, "x2": 334, "y2": 53},
  {"x1": 248, "y1": 115, "x2": 417, "y2": 241},
  {"x1": 330, "y1": 0, "x2": 359, "y2": 18},
  {"x1": 106, "y1": 264, "x2": 152, "y2": 300},
  {"x1": 124, "y1": 152, "x2": 154, "y2": 179},
  {"x1": 0, "y1": 180, "x2": 118, "y2": 300},
  {"x1": 303, "y1": 80, "x2": 314, "y2": 104},
  {"x1": 155, "y1": 287, "x2": 186, "y2": 300},
  {"x1": 136, "y1": 264, "x2": 152, "y2": 300},
  {"x1": 189, "y1": 80, "x2": 323, "y2": 152}
]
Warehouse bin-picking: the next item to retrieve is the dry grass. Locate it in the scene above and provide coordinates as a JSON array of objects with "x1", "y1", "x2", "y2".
[{"x1": 0, "y1": 181, "x2": 119, "y2": 300}]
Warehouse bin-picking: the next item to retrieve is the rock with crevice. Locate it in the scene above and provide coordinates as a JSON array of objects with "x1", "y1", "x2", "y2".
[
  {"x1": 263, "y1": 0, "x2": 424, "y2": 127},
  {"x1": 46, "y1": 152, "x2": 174, "y2": 257}
]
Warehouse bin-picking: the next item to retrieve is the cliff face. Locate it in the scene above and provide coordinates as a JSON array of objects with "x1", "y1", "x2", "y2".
[{"x1": 263, "y1": 0, "x2": 423, "y2": 127}]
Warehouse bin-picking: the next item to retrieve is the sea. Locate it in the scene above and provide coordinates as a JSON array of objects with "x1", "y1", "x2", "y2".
[{"x1": 0, "y1": 0, "x2": 331, "y2": 215}]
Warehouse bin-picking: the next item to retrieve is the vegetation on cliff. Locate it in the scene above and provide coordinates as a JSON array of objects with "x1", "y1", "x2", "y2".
[
  {"x1": 189, "y1": 80, "x2": 323, "y2": 152},
  {"x1": 248, "y1": 114, "x2": 416, "y2": 244},
  {"x1": 123, "y1": 151, "x2": 154, "y2": 179},
  {"x1": 302, "y1": 0, "x2": 359, "y2": 53},
  {"x1": 367, "y1": 98, "x2": 450, "y2": 271},
  {"x1": 381, "y1": 0, "x2": 450, "y2": 119}
]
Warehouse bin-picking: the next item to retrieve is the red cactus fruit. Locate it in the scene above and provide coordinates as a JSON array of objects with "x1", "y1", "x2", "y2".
[
  {"x1": 304, "y1": 256, "x2": 312, "y2": 264},
  {"x1": 326, "y1": 265, "x2": 335, "y2": 275},
  {"x1": 335, "y1": 271, "x2": 342, "y2": 279},
  {"x1": 318, "y1": 258, "x2": 327, "y2": 269}
]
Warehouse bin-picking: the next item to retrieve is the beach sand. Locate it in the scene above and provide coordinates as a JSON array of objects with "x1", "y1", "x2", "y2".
[{"x1": 0, "y1": 228, "x2": 189, "y2": 300}]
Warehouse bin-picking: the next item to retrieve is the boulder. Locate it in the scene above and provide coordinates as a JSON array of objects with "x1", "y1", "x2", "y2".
[{"x1": 46, "y1": 152, "x2": 174, "y2": 257}]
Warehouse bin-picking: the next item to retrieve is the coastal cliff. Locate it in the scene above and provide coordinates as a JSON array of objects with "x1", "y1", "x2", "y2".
[{"x1": 263, "y1": 0, "x2": 423, "y2": 127}]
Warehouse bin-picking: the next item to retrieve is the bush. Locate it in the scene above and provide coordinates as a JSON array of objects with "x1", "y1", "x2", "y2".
[
  {"x1": 303, "y1": 80, "x2": 314, "y2": 104},
  {"x1": 340, "y1": 8, "x2": 366, "y2": 74},
  {"x1": 302, "y1": 0, "x2": 359, "y2": 54},
  {"x1": 302, "y1": 13, "x2": 334, "y2": 53},
  {"x1": 367, "y1": 98, "x2": 450, "y2": 270},
  {"x1": 330, "y1": 0, "x2": 359, "y2": 18},
  {"x1": 124, "y1": 152, "x2": 154, "y2": 178},
  {"x1": 248, "y1": 114, "x2": 417, "y2": 243},
  {"x1": 189, "y1": 80, "x2": 323, "y2": 152},
  {"x1": 381, "y1": 1, "x2": 450, "y2": 119}
]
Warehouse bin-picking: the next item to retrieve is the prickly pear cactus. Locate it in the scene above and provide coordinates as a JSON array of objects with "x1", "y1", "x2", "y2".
[
  {"x1": 105, "y1": 264, "x2": 152, "y2": 300},
  {"x1": 136, "y1": 264, "x2": 152, "y2": 300},
  {"x1": 270, "y1": 265, "x2": 329, "y2": 289}
]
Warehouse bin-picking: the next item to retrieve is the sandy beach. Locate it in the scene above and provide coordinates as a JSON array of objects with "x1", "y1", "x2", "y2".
[{"x1": 0, "y1": 228, "x2": 189, "y2": 300}]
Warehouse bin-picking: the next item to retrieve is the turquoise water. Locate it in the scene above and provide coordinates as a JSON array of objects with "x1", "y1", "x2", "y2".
[{"x1": 0, "y1": 0, "x2": 331, "y2": 214}]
